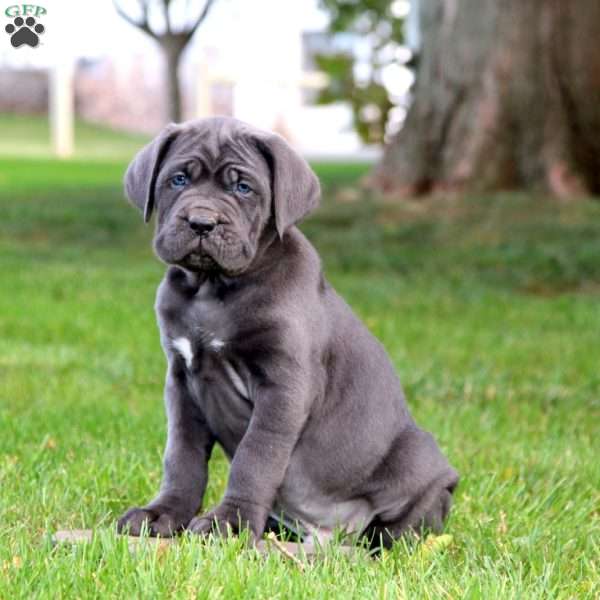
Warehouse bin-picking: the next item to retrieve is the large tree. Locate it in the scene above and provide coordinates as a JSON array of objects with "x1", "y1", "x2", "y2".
[
  {"x1": 374, "y1": 0, "x2": 600, "y2": 198},
  {"x1": 113, "y1": 0, "x2": 216, "y2": 123}
]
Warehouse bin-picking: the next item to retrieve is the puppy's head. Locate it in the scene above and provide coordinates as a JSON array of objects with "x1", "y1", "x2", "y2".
[{"x1": 124, "y1": 117, "x2": 320, "y2": 275}]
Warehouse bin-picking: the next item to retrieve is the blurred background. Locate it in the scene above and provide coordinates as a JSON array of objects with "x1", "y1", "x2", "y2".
[
  {"x1": 0, "y1": 0, "x2": 413, "y2": 159},
  {"x1": 1, "y1": 1, "x2": 599, "y2": 596}
]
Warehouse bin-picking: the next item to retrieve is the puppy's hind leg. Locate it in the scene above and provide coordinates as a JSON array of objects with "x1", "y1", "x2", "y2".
[{"x1": 362, "y1": 485, "x2": 454, "y2": 551}]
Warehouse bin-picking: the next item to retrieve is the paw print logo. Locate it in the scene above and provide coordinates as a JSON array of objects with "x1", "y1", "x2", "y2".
[{"x1": 5, "y1": 16, "x2": 45, "y2": 48}]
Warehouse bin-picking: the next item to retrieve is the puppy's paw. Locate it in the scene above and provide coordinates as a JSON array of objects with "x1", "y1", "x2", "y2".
[
  {"x1": 117, "y1": 506, "x2": 190, "y2": 537},
  {"x1": 186, "y1": 502, "x2": 259, "y2": 541}
]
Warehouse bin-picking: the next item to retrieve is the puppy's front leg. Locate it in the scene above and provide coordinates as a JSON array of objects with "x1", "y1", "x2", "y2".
[
  {"x1": 117, "y1": 367, "x2": 215, "y2": 537},
  {"x1": 188, "y1": 384, "x2": 306, "y2": 539}
]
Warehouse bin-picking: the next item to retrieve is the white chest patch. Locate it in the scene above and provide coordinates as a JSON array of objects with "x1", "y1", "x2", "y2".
[
  {"x1": 172, "y1": 337, "x2": 193, "y2": 369},
  {"x1": 209, "y1": 338, "x2": 225, "y2": 351}
]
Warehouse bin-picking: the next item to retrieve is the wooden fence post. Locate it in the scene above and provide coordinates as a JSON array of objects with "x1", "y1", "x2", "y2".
[{"x1": 49, "y1": 60, "x2": 74, "y2": 158}]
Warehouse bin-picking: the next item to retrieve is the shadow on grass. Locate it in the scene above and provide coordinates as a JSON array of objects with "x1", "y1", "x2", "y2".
[{"x1": 2, "y1": 157, "x2": 600, "y2": 295}]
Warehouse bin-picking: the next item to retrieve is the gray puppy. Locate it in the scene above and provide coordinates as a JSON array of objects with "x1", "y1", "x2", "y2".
[{"x1": 117, "y1": 117, "x2": 458, "y2": 547}]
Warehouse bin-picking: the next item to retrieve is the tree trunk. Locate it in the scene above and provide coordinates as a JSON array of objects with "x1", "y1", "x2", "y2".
[
  {"x1": 374, "y1": 0, "x2": 600, "y2": 198},
  {"x1": 161, "y1": 35, "x2": 187, "y2": 123}
]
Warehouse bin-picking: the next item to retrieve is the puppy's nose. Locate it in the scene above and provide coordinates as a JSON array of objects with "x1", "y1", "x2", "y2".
[{"x1": 187, "y1": 215, "x2": 217, "y2": 236}]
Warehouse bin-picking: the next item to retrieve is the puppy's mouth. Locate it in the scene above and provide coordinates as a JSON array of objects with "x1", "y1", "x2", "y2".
[
  {"x1": 155, "y1": 224, "x2": 252, "y2": 275},
  {"x1": 181, "y1": 237, "x2": 220, "y2": 270}
]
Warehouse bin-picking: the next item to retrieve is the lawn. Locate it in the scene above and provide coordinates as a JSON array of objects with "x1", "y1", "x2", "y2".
[{"x1": 0, "y1": 119, "x2": 599, "y2": 598}]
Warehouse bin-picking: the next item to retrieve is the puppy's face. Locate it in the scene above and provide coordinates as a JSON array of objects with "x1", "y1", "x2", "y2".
[
  {"x1": 125, "y1": 118, "x2": 320, "y2": 276},
  {"x1": 153, "y1": 127, "x2": 272, "y2": 275}
]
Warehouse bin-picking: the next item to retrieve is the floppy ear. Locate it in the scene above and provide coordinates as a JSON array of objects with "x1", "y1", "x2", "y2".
[
  {"x1": 124, "y1": 124, "x2": 180, "y2": 222},
  {"x1": 256, "y1": 133, "x2": 321, "y2": 238}
]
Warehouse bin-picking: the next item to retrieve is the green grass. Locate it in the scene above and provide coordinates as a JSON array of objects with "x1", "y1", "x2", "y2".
[
  {"x1": 1, "y1": 126, "x2": 600, "y2": 597},
  {"x1": 0, "y1": 114, "x2": 149, "y2": 160}
]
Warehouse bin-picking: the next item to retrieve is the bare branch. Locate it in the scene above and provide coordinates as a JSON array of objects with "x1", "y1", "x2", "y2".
[
  {"x1": 137, "y1": 0, "x2": 150, "y2": 25},
  {"x1": 113, "y1": 0, "x2": 157, "y2": 39},
  {"x1": 162, "y1": 0, "x2": 172, "y2": 34},
  {"x1": 184, "y1": 0, "x2": 216, "y2": 39}
]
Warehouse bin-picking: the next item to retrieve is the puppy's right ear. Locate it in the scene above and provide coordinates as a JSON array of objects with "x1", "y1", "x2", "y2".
[{"x1": 124, "y1": 124, "x2": 180, "y2": 222}]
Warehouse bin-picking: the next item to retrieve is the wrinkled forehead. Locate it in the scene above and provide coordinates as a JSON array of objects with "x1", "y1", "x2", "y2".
[{"x1": 165, "y1": 119, "x2": 268, "y2": 175}]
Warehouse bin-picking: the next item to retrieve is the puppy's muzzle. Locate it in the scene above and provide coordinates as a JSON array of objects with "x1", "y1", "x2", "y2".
[
  {"x1": 188, "y1": 215, "x2": 216, "y2": 236},
  {"x1": 186, "y1": 210, "x2": 218, "y2": 237}
]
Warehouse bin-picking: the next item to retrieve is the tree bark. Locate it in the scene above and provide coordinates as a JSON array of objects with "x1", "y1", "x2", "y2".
[{"x1": 374, "y1": 0, "x2": 600, "y2": 198}]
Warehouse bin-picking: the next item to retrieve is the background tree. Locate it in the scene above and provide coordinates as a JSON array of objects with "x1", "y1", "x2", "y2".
[
  {"x1": 374, "y1": 0, "x2": 600, "y2": 198},
  {"x1": 316, "y1": 0, "x2": 405, "y2": 144},
  {"x1": 113, "y1": 0, "x2": 216, "y2": 123}
]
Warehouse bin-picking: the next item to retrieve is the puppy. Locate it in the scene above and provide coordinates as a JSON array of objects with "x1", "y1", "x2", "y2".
[{"x1": 117, "y1": 117, "x2": 458, "y2": 547}]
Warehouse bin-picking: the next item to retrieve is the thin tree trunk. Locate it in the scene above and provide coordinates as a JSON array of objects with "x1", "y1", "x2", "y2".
[
  {"x1": 374, "y1": 0, "x2": 600, "y2": 198},
  {"x1": 163, "y1": 39, "x2": 185, "y2": 123}
]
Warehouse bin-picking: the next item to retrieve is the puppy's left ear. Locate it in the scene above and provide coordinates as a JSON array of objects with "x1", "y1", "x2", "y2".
[
  {"x1": 256, "y1": 133, "x2": 320, "y2": 238},
  {"x1": 124, "y1": 123, "x2": 180, "y2": 222}
]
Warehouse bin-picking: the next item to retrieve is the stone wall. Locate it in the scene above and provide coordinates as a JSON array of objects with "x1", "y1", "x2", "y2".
[
  {"x1": 0, "y1": 58, "x2": 200, "y2": 134},
  {"x1": 0, "y1": 69, "x2": 48, "y2": 113}
]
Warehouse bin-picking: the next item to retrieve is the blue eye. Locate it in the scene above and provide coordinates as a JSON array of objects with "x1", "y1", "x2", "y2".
[
  {"x1": 235, "y1": 181, "x2": 252, "y2": 195},
  {"x1": 170, "y1": 173, "x2": 189, "y2": 188}
]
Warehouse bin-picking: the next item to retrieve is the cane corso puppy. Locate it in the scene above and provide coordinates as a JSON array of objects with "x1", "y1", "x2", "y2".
[{"x1": 117, "y1": 117, "x2": 458, "y2": 547}]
